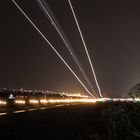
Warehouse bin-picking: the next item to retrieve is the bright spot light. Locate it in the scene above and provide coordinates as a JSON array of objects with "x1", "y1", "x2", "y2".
[{"x1": 9, "y1": 94, "x2": 14, "y2": 99}]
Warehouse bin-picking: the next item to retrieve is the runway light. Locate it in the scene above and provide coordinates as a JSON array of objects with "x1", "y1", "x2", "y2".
[
  {"x1": 15, "y1": 100, "x2": 26, "y2": 104},
  {"x1": 0, "y1": 100, "x2": 7, "y2": 105},
  {"x1": 40, "y1": 99, "x2": 48, "y2": 104},
  {"x1": 48, "y1": 99, "x2": 97, "y2": 103},
  {"x1": 29, "y1": 100, "x2": 39, "y2": 104}
]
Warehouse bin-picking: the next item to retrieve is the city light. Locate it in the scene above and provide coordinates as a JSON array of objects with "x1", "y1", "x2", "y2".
[
  {"x1": 67, "y1": 93, "x2": 89, "y2": 98},
  {"x1": 9, "y1": 94, "x2": 14, "y2": 99}
]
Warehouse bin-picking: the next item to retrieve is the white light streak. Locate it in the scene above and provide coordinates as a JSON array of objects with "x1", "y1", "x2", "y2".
[
  {"x1": 11, "y1": 0, "x2": 94, "y2": 97},
  {"x1": 68, "y1": 0, "x2": 103, "y2": 98},
  {"x1": 37, "y1": 0, "x2": 97, "y2": 96}
]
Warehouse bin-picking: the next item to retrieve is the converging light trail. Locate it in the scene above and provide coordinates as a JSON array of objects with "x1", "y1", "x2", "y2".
[
  {"x1": 37, "y1": 0, "x2": 97, "y2": 97},
  {"x1": 68, "y1": 0, "x2": 103, "y2": 98},
  {"x1": 11, "y1": 0, "x2": 94, "y2": 97}
]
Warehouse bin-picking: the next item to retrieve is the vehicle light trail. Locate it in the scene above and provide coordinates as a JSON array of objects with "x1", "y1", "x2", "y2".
[
  {"x1": 37, "y1": 0, "x2": 97, "y2": 97},
  {"x1": 11, "y1": 0, "x2": 94, "y2": 97},
  {"x1": 68, "y1": 0, "x2": 103, "y2": 98}
]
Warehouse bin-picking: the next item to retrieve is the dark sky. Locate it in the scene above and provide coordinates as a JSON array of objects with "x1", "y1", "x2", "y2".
[{"x1": 0, "y1": 0, "x2": 140, "y2": 97}]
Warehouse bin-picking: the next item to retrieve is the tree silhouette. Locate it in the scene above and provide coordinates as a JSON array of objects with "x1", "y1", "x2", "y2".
[{"x1": 128, "y1": 84, "x2": 140, "y2": 98}]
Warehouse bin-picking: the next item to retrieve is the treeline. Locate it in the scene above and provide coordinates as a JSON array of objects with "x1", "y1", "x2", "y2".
[{"x1": 128, "y1": 83, "x2": 140, "y2": 98}]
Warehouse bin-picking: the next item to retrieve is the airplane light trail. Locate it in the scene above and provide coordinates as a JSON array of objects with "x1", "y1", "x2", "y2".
[
  {"x1": 11, "y1": 0, "x2": 94, "y2": 97},
  {"x1": 68, "y1": 0, "x2": 103, "y2": 98},
  {"x1": 37, "y1": 0, "x2": 97, "y2": 97}
]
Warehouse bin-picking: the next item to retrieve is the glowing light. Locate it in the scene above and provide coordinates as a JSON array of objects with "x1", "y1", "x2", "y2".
[
  {"x1": 11, "y1": 0, "x2": 94, "y2": 97},
  {"x1": 48, "y1": 99, "x2": 96, "y2": 103},
  {"x1": 0, "y1": 100, "x2": 7, "y2": 105},
  {"x1": 40, "y1": 99, "x2": 48, "y2": 104},
  {"x1": 29, "y1": 100, "x2": 39, "y2": 104},
  {"x1": 135, "y1": 98, "x2": 140, "y2": 102},
  {"x1": 15, "y1": 100, "x2": 26, "y2": 104},
  {"x1": 9, "y1": 94, "x2": 14, "y2": 99},
  {"x1": 67, "y1": 93, "x2": 89, "y2": 98}
]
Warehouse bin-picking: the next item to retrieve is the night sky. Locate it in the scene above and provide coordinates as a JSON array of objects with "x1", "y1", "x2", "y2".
[{"x1": 0, "y1": 0, "x2": 140, "y2": 97}]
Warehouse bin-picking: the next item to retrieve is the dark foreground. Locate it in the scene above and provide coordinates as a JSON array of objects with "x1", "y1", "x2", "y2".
[{"x1": 0, "y1": 102, "x2": 140, "y2": 140}]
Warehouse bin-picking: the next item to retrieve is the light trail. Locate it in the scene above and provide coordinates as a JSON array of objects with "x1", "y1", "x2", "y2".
[
  {"x1": 68, "y1": 0, "x2": 103, "y2": 98},
  {"x1": 37, "y1": 0, "x2": 97, "y2": 97},
  {"x1": 11, "y1": 0, "x2": 94, "y2": 97}
]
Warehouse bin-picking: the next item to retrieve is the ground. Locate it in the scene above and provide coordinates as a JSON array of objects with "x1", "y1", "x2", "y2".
[{"x1": 0, "y1": 102, "x2": 140, "y2": 140}]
